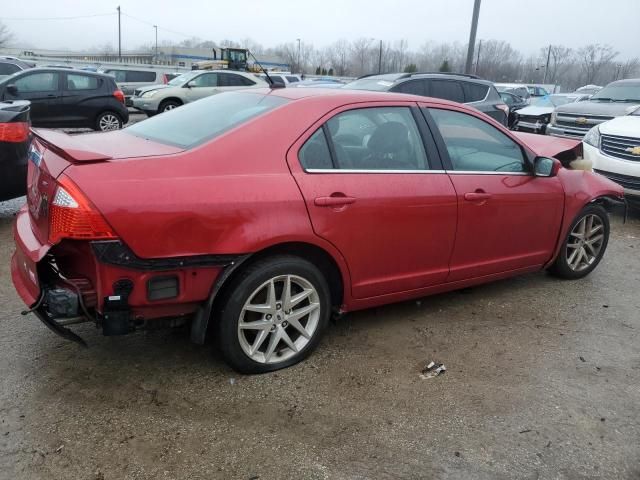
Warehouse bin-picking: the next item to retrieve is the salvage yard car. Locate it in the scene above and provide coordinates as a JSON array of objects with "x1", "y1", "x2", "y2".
[
  {"x1": 345, "y1": 72, "x2": 510, "y2": 125},
  {"x1": 12, "y1": 88, "x2": 624, "y2": 373},
  {"x1": 131, "y1": 70, "x2": 268, "y2": 116},
  {"x1": 583, "y1": 107, "x2": 640, "y2": 207},
  {"x1": 0, "y1": 100, "x2": 30, "y2": 201},
  {"x1": 547, "y1": 79, "x2": 640, "y2": 139},
  {"x1": 0, "y1": 68, "x2": 129, "y2": 131},
  {"x1": 514, "y1": 93, "x2": 591, "y2": 134}
]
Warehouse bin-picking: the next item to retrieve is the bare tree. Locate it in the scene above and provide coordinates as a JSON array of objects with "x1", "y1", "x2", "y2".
[
  {"x1": 350, "y1": 37, "x2": 375, "y2": 77},
  {"x1": 0, "y1": 22, "x2": 12, "y2": 48},
  {"x1": 619, "y1": 58, "x2": 640, "y2": 80},
  {"x1": 327, "y1": 39, "x2": 350, "y2": 76},
  {"x1": 578, "y1": 44, "x2": 618, "y2": 84},
  {"x1": 542, "y1": 45, "x2": 574, "y2": 84}
]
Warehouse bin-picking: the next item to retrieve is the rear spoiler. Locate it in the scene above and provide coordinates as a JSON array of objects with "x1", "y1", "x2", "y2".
[{"x1": 31, "y1": 128, "x2": 113, "y2": 163}]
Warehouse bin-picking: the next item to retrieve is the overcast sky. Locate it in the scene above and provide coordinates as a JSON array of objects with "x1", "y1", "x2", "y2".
[{"x1": 2, "y1": 0, "x2": 639, "y2": 58}]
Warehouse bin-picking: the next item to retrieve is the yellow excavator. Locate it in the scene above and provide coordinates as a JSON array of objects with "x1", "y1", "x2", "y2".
[{"x1": 192, "y1": 48, "x2": 261, "y2": 72}]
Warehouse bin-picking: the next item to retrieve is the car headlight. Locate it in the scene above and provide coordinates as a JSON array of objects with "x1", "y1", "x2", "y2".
[
  {"x1": 550, "y1": 112, "x2": 557, "y2": 125},
  {"x1": 141, "y1": 90, "x2": 157, "y2": 98},
  {"x1": 583, "y1": 125, "x2": 600, "y2": 148},
  {"x1": 542, "y1": 115, "x2": 551, "y2": 124}
]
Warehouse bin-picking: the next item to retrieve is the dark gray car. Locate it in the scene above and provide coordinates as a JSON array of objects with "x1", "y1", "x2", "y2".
[
  {"x1": 547, "y1": 79, "x2": 640, "y2": 139},
  {"x1": 343, "y1": 73, "x2": 509, "y2": 125}
]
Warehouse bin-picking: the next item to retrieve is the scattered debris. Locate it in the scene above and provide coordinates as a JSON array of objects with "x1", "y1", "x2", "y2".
[
  {"x1": 600, "y1": 417, "x2": 606, "y2": 422},
  {"x1": 579, "y1": 356, "x2": 586, "y2": 363},
  {"x1": 545, "y1": 441, "x2": 552, "y2": 448},
  {"x1": 55, "y1": 445, "x2": 64, "y2": 453},
  {"x1": 454, "y1": 451, "x2": 461, "y2": 457},
  {"x1": 229, "y1": 378, "x2": 236, "y2": 385},
  {"x1": 603, "y1": 305, "x2": 609, "y2": 308},
  {"x1": 519, "y1": 429, "x2": 532, "y2": 434},
  {"x1": 420, "y1": 361, "x2": 446, "y2": 379}
]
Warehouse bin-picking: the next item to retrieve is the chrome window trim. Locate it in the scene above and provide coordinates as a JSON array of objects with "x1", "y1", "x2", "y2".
[
  {"x1": 305, "y1": 169, "x2": 447, "y2": 174},
  {"x1": 304, "y1": 168, "x2": 531, "y2": 176}
]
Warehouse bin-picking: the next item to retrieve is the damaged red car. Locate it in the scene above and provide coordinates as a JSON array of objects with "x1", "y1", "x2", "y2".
[{"x1": 12, "y1": 88, "x2": 624, "y2": 373}]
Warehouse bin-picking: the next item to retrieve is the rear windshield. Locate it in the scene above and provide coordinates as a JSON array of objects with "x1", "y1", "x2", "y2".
[
  {"x1": 343, "y1": 75, "x2": 404, "y2": 91},
  {"x1": 126, "y1": 91, "x2": 289, "y2": 148}
]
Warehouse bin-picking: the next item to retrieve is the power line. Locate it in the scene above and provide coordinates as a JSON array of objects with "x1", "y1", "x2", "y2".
[
  {"x1": 1, "y1": 13, "x2": 115, "y2": 21},
  {"x1": 120, "y1": 12, "x2": 193, "y2": 39}
]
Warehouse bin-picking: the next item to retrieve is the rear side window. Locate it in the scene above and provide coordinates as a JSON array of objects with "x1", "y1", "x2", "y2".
[
  {"x1": 326, "y1": 107, "x2": 429, "y2": 170},
  {"x1": 218, "y1": 73, "x2": 255, "y2": 87},
  {"x1": 430, "y1": 80, "x2": 464, "y2": 103},
  {"x1": 126, "y1": 92, "x2": 288, "y2": 148},
  {"x1": 126, "y1": 71, "x2": 156, "y2": 82},
  {"x1": 105, "y1": 70, "x2": 126, "y2": 82},
  {"x1": 463, "y1": 83, "x2": 489, "y2": 102},
  {"x1": 66, "y1": 74, "x2": 99, "y2": 90},
  {"x1": 392, "y1": 80, "x2": 426, "y2": 96},
  {"x1": 0, "y1": 63, "x2": 20, "y2": 75},
  {"x1": 191, "y1": 73, "x2": 218, "y2": 87},
  {"x1": 299, "y1": 129, "x2": 333, "y2": 169},
  {"x1": 429, "y1": 108, "x2": 526, "y2": 173}
]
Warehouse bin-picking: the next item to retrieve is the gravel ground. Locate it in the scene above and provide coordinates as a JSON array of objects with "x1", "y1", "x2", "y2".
[{"x1": 0, "y1": 199, "x2": 639, "y2": 480}]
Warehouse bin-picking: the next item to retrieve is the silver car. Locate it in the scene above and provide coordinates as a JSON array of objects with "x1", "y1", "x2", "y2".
[{"x1": 132, "y1": 70, "x2": 268, "y2": 116}]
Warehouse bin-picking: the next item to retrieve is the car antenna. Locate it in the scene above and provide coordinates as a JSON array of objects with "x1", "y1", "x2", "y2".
[{"x1": 247, "y1": 49, "x2": 284, "y2": 89}]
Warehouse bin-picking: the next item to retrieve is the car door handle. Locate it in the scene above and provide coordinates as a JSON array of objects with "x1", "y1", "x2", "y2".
[
  {"x1": 314, "y1": 195, "x2": 356, "y2": 207},
  {"x1": 464, "y1": 191, "x2": 492, "y2": 202}
]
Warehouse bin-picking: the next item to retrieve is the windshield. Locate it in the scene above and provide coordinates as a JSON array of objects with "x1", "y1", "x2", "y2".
[
  {"x1": 343, "y1": 75, "x2": 404, "y2": 91},
  {"x1": 168, "y1": 71, "x2": 200, "y2": 86},
  {"x1": 530, "y1": 95, "x2": 574, "y2": 108},
  {"x1": 591, "y1": 83, "x2": 640, "y2": 102},
  {"x1": 126, "y1": 91, "x2": 289, "y2": 148},
  {"x1": 0, "y1": 70, "x2": 22, "y2": 85}
]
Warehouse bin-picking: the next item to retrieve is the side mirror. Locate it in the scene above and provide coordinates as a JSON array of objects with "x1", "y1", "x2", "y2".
[
  {"x1": 6, "y1": 84, "x2": 18, "y2": 95},
  {"x1": 534, "y1": 157, "x2": 561, "y2": 177}
]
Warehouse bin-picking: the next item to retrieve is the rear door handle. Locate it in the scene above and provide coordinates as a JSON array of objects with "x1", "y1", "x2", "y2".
[
  {"x1": 464, "y1": 191, "x2": 492, "y2": 201},
  {"x1": 314, "y1": 195, "x2": 356, "y2": 207}
]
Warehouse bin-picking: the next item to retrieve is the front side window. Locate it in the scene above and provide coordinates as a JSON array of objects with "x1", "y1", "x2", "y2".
[
  {"x1": 66, "y1": 74, "x2": 99, "y2": 90},
  {"x1": 14, "y1": 72, "x2": 59, "y2": 92},
  {"x1": 0, "y1": 63, "x2": 20, "y2": 76},
  {"x1": 429, "y1": 108, "x2": 526, "y2": 173},
  {"x1": 191, "y1": 73, "x2": 218, "y2": 87},
  {"x1": 105, "y1": 70, "x2": 127, "y2": 82},
  {"x1": 286, "y1": 76, "x2": 299, "y2": 83},
  {"x1": 301, "y1": 107, "x2": 429, "y2": 171}
]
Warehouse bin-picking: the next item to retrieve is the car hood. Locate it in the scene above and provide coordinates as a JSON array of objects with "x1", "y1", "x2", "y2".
[
  {"x1": 516, "y1": 106, "x2": 554, "y2": 117},
  {"x1": 554, "y1": 100, "x2": 640, "y2": 116},
  {"x1": 513, "y1": 131, "x2": 581, "y2": 159},
  {"x1": 598, "y1": 115, "x2": 640, "y2": 138}
]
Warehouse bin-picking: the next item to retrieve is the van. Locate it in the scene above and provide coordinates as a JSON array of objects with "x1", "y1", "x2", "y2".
[{"x1": 101, "y1": 68, "x2": 182, "y2": 105}]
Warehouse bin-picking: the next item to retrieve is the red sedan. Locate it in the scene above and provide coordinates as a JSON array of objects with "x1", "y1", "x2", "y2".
[{"x1": 12, "y1": 88, "x2": 624, "y2": 373}]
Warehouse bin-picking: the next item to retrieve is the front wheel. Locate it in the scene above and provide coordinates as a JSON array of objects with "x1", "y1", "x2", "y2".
[
  {"x1": 216, "y1": 256, "x2": 331, "y2": 374},
  {"x1": 548, "y1": 204, "x2": 610, "y2": 279},
  {"x1": 158, "y1": 100, "x2": 181, "y2": 113},
  {"x1": 95, "y1": 112, "x2": 123, "y2": 131}
]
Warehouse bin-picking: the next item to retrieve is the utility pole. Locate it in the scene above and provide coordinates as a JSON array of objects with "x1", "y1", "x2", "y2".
[
  {"x1": 154, "y1": 25, "x2": 158, "y2": 63},
  {"x1": 296, "y1": 38, "x2": 301, "y2": 74},
  {"x1": 378, "y1": 40, "x2": 383, "y2": 74},
  {"x1": 117, "y1": 6, "x2": 122, "y2": 62},
  {"x1": 475, "y1": 39, "x2": 482, "y2": 75},
  {"x1": 464, "y1": 0, "x2": 481, "y2": 74},
  {"x1": 543, "y1": 44, "x2": 551, "y2": 84}
]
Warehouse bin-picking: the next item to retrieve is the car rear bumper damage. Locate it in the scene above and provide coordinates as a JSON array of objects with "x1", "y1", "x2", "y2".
[{"x1": 12, "y1": 208, "x2": 246, "y2": 346}]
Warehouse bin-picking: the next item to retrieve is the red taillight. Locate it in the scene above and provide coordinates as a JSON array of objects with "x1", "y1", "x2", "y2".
[
  {"x1": 162, "y1": 74, "x2": 168, "y2": 84},
  {"x1": 49, "y1": 176, "x2": 116, "y2": 244},
  {"x1": 0, "y1": 121, "x2": 30, "y2": 143},
  {"x1": 113, "y1": 89, "x2": 125, "y2": 104},
  {"x1": 496, "y1": 103, "x2": 509, "y2": 115}
]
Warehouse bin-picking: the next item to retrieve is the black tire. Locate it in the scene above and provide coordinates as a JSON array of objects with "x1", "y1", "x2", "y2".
[
  {"x1": 158, "y1": 99, "x2": 181, "y2": 113},
  {"x1": 216, "y1": 255, "x2": 331, "y2": 374},
  {"x1": 95, "y1": 111, "x2": 123, "y2": 131},
  {"x1": 548, "y1": 204, "x2": 610, "y2": 279}
]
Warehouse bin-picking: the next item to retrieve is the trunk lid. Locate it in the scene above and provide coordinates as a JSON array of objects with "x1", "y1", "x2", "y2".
[{"x1": 26, "y1": 129, "x2": 183, "y2": 245}]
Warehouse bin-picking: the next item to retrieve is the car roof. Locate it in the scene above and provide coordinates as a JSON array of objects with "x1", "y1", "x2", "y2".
[
  {"x1": 358, "y1": 72, "x2": 491, "y2": 85},
  {"x1": 14, "y1": 67, "x2": 116, "y2": 79},
  {"x1": 607, "y1": 78, "x2": 640, "y2": 86}
]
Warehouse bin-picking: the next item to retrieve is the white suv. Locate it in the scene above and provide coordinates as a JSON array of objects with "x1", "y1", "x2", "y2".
[
  {"x1": 132, "y1": 70, "x2": 268, "y2": 116},
  {"x1": 583, "y1": 107, "x2": 640, "y2": 207}
]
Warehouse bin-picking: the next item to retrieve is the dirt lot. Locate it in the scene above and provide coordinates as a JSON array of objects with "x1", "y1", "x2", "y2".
[{"x1": 0, "y1": 198, "x2": 639, "y2": 480}]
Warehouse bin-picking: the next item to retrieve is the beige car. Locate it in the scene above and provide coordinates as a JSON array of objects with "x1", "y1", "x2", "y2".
[{"x1": 131, "y1": 70, "x2": 268, "y2": 116}]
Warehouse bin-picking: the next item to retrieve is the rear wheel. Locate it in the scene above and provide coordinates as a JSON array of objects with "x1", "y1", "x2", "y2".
[
  {"x1": 95, "y1": 111, "x2": 123, "y2": 131},
  {"x1": 548, "y1": 204, "x2": 610, "y2": 279},
  {"x1": 216, "y1": 256, "x2": 331, "y2": 374},
  {"x1": 158, "y1": 99, "x2": 181, "y2": 113}
]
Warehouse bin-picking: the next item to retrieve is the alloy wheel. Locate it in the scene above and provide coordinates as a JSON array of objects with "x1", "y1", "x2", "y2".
[
  {"x1": 163, "y1": 104, "x2": 177, "y2": 111},
  {"x1": 99, "y1": 114, "x2": 121, "y2": 131},
  {"x1": 237, "y1": 274, "x2": 321, "y2": 364},
  {"x1": 566, "y1": 214, "x2": 605, "y2": 272}
]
